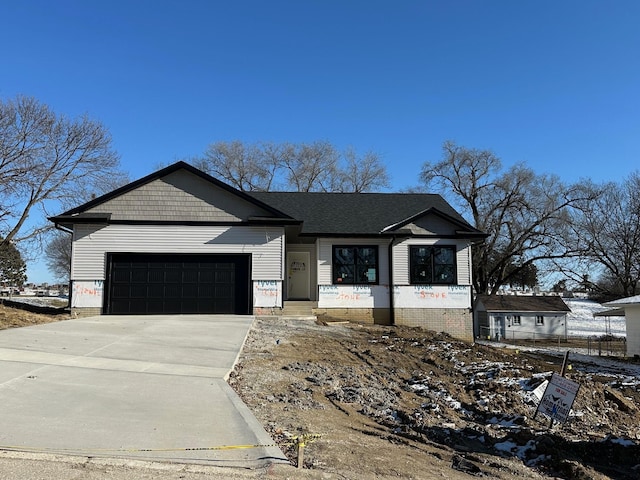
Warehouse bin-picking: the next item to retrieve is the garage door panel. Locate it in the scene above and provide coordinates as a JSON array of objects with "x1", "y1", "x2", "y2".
[
  {"x1": 182, "y1": 285, "x2": 198, "y2": 298},
  {"x1": 199, "y1": 270, "x2": 214, "y2": 283},
  {"x1": 148, "y1": 270, "x2": 164, "y2": 283},
  {"x1": 165, "y1": 285, "x2": 180, "y2": 298},
  {"x1": 112, "y1": 270, "x2": 131, "y2": 283},
  {"x1": 183, "y1": 270, "x2": 198, "y2": 283},
  {"x1": 148, "y1": 285, "x2": 164, "y2": 298},
  {"x1": 131, "y1": 269, "x2": 148, "y2": 283},
  {"x1": 130, "y1": 285, "x2": 147, "y2": 298},
  {"x1": 165, "y1": 270, "x2": 181, "y2": 283},
  {"x1": 163, "y1": 299, "x2": 182, "y2": 312},
  {"x1": 105, "y1": 254, "x2": 250, "y2": 315}
]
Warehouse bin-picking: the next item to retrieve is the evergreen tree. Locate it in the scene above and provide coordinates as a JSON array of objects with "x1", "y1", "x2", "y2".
[{"x1": 0, "y1": 239, "x2": 27, "y2": 287}]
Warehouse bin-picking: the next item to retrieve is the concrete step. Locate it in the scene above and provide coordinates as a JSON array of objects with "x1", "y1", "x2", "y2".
[{"x1": 282, "y1": 301, "x2": 317, "y2": 316}]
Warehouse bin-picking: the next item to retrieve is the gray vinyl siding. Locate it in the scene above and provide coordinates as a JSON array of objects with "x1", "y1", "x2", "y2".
[
  {"x1": 392, "y1": 238, "x2": 472, "y2": 285},
  {"x1": 317, "y1": 238, "x2": 391, "y2": 285},
  {"x1": 85, "y1": 171, "x2": 272, "y2": 222},
  {"x1": 402, "y1": 216, "x2": 459, "y2": 236},
  {"x1": 71, "y1": 224, "x2": 284, "y2": 280}
]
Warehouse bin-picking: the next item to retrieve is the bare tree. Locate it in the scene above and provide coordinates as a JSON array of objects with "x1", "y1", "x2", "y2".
[
  {"x1": 45, "y1": 229, "x2": 72, "y2": 281},
  {"x1": 569, "y1": 173, "x2": 640, "y2": 297},
  {"x1": 194, "y1": 140, "x2": 389, "y2": 192},
  {"x1": 279, "y1": 141, "x2": 338, "y2": 192},
  {"x1": 194, "y1": 141, "x2": 279, "y2": 191},
  {"x1": 334, "y1": 147, "x2": 390, "y2": 193},
  {"x1": 0, "y1": 95, "x2": 124, "y2": 247},
  {"x1": 421, "y1": 141, "x2": 595, "y2": 294}
]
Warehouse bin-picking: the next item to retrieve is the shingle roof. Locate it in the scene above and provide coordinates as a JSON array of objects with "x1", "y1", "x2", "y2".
[
  {"x1": 48, "y1": 161, "x2": 484, "y2": 238},
  {"x1": 249, "y1": 191, "x2": 481, "y2": 236},
  {"x1": 476, "y1": 294, "x2": 571, "y2": 313}
]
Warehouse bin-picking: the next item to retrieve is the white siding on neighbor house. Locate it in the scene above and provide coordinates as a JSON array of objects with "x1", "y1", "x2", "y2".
[
  {"x1": 486, "y1": 312, "x2": 568, "y2": 341},
  {"x1": 317, "y1": 238, "x2": 391, "y2": 285},
  {"x1": 392, "y1": 238, "x2": 472, "y2": 285},
  {"x1": 71, "y1": 224, "x2": 284, "y2": 280},
  {"x1": 626, "y1": 306, "x2": 640, "y2": 357}
]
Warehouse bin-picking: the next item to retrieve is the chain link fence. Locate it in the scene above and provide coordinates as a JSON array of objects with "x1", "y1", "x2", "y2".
[{"x1": 478, "y1": 326, "x2": 627, "y2": 357}]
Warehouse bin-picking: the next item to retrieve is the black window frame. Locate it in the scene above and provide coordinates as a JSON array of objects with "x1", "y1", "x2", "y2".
[
  {"x1": 332, "y1": 245, "x2": 379, "y2": 285},
  {"x1": 409, "y1": 245, "x2": 457, "y2": 285},
  {"x1": 536, "y1": 315, "x2": 544, "y2": 326}
]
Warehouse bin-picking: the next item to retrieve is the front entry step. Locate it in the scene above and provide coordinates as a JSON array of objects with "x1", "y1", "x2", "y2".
[{"x1": 281, "y1": 301, "x2": 317, "y2": 317}]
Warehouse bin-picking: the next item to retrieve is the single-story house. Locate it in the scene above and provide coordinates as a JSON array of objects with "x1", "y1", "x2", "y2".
[
  {"x1": 49, "y1": 162, "x2": 486, "y2": 341},
  {"x1": 603, "y1": 295, "x2": 640, "y2": 357},
  {"x1": 474, "y1": 294, "x2": 570, "y2": 341}
]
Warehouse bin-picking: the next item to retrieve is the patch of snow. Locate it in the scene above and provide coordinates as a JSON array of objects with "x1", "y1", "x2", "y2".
[
  {"x1": 494, "y1": 439, "x2": 537, "y2": 460},
  {"x1": 565, "y1": 299, "x2": 626, "y2": 337},
  {"x1": 604, "y1": 436, "x2": 636, "y2": 447}
]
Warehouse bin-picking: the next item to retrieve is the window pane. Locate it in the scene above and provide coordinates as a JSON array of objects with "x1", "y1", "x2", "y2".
[
  {"x1": 412, "y1": 246, "x2": 431, "y2": 265},
  {"x1": 335, "y1": 247, "x2": 354, "y2": 265},
  {"x1": 434, "y1": 264, "x2": 455, "y2": 284},
  {"x1": 357, "y1": 248, "x2": 376, "y2": 266},
  {"x1": 335, "y1": 264, "x2": 354, "y2": 284},
  {"x1": 434, "y1": 247, "x2": 454, "y2": 265},
  {"x1": 412, "y1": 266, "x2": 432, "y2": 284},
  {"x1": 356, "y1": 265, "x2": 377, "y2": 283}
]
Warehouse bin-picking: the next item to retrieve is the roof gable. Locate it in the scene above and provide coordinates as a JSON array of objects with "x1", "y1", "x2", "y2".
[
  {"x1": 382, "y1": 207, "x2": 486, "y2": 237},
  {"x1": 51, "y1": 162, "x2": 294, "y2": 226},
  {"x1": 476, "y1": 294, "x2": 571, "y2": 313}
]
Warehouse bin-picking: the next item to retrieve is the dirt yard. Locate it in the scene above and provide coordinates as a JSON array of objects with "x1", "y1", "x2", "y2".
[
  {"x1": 230, "y1": 316, "x2": 640, "y2": 480},
  {"x1": 0, "y1": 302, "x2": 69, "y2": 329},
  {"x1": 2, "y1": 307, "x2": 639, "y2": 479}
]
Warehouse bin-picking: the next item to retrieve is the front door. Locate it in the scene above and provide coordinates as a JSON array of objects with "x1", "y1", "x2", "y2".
[
  {"x1": 493, "y1": 315, "x2": 506, "y2": 341},
  {"x1": 287, "y1": 252, "x2": 310, "y2": 300}
]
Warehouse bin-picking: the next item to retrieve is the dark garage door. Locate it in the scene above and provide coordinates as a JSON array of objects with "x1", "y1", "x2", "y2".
[{"x1": 105, "y1": 253, "x2": 251, "y2": 315}]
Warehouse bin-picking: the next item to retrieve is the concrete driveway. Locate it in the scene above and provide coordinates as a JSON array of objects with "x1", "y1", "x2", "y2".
[{"x1": 0, "y1": 315, "x2": 286, "y2": 467}]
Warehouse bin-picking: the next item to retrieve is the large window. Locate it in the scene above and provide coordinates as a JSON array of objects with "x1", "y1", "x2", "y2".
[
  {"x1": 410, "y1": 245, "x2": 457, "y2": 285},
  {"x1": 333, "y1": 246, "x2": 378, "y2": 284}
]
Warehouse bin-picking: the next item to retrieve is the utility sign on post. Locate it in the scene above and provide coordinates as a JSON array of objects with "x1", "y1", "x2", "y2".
[{"x1": 536, "y1": 373, "x2": 580, "y2": 423}]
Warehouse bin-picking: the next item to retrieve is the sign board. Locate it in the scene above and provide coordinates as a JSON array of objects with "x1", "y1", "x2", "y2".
[{"x1": 536, "y1": 373, "x2": 580, "y2": 423}]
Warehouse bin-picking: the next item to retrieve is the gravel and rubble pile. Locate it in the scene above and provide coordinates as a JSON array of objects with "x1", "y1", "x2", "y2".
[{"x1": 230, "y1": 316, "x2": 640, "y2": 479}]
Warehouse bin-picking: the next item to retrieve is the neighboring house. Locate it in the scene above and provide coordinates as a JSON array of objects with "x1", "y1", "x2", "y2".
[
  {"x1": 474, "y1": 294, "x2": 570, "y2": 341},
  {"x1": 49, "y1": 162, "x2": 485, "y2": 341},
  {"x1": 603, "y1": 295, "x2": 640, "y2": 357}
]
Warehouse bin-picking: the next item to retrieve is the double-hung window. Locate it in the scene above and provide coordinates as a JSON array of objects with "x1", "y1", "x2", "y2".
[
  {"x1": 410, "y1": 245, "x2": 457, "y2": 285},
  {"x1": 333, "y1": 246, "x2": 378, "y2": 284}
]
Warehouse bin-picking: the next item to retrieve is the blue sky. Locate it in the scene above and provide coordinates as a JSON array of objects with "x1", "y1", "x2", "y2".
[{"x1": 2, "y1": 0, "x2": 639, "y2": 283}]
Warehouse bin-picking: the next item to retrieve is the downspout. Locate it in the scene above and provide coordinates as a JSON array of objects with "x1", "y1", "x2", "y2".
[{"x1": 388, "y1": 236, "x2": 395, "y2": 325}]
